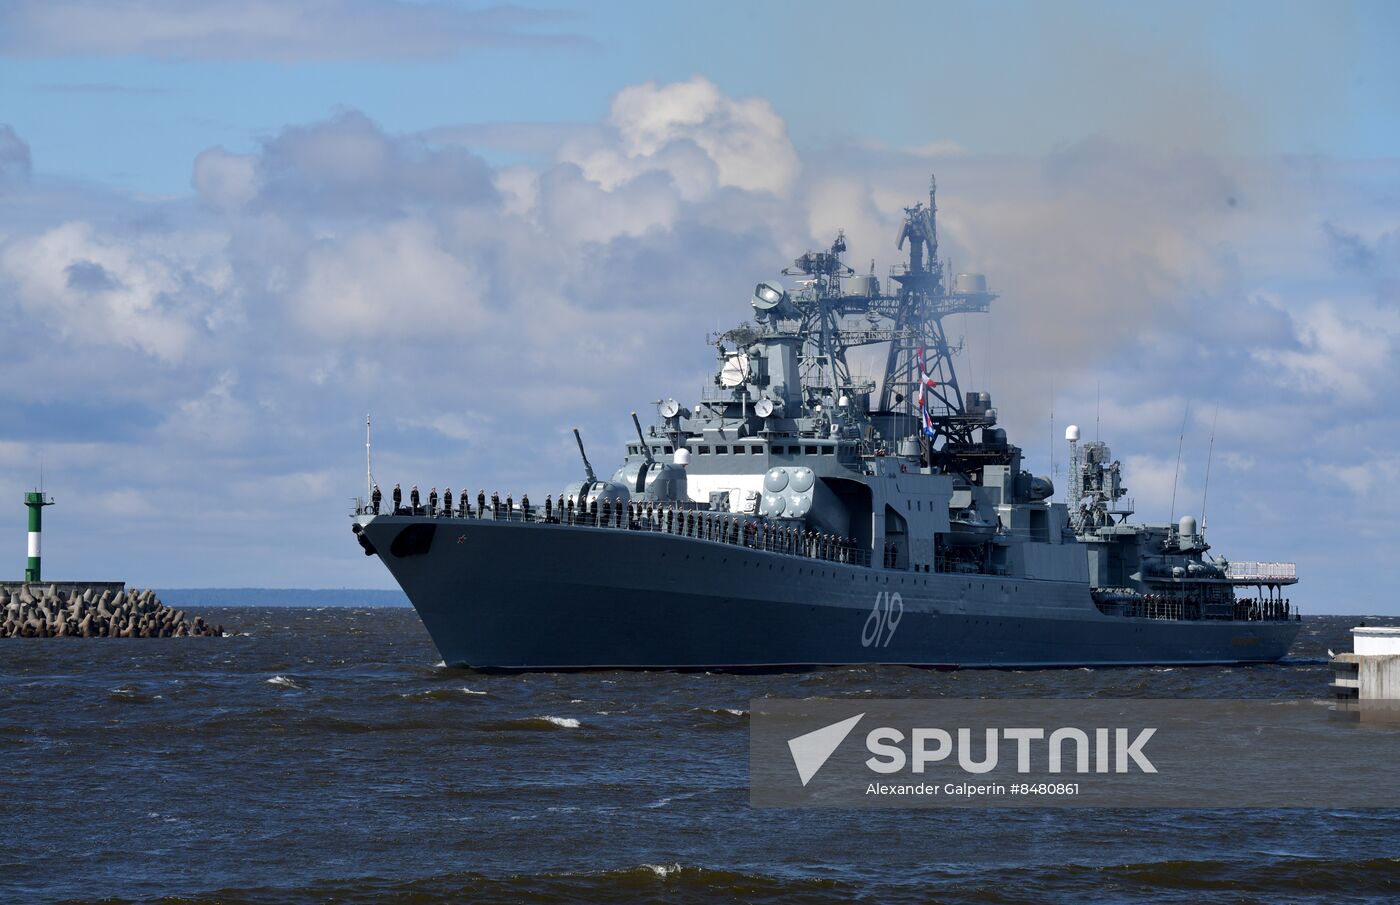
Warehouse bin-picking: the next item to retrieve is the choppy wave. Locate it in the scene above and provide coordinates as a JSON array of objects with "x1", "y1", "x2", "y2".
[
  {"x1": 687, "y1": 705, "x2": 750, "y2": 729},
  {"x1": 989, "y1": 855, "x2": 1400, "y2": 901},
  {"x1": 266, "y1": 675, "x2": 298, "y2": 689},
  {"x1": 476, "y1": 716, "x2": 582, "y2": 731},
  {"x1": 74, "y1": 864, "x2": 855, "y2": 905},
  {"x1": 78, "y1": 855, "x2": 1400, "y2": 904},
  {"x1": 107, "y1": 685, "x2": 160, "y2": 704},
  {"x1": 397, "y1": 687, "x2": 489, "y2": 702}
]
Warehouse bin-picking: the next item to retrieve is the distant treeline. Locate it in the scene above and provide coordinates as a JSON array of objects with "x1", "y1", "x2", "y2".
[{"x1": 155, "y1": 588, "x2": 410, "y2": 608}]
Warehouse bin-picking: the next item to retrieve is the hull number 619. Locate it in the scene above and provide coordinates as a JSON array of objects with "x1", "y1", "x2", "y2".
[{"x1": 861, "y1": 591, "x2": 903, "y2": 648}]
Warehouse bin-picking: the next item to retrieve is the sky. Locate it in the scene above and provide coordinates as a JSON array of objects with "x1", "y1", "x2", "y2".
[{"x1": 0, "y1": 0, "x2": 1397, "y2": 612}]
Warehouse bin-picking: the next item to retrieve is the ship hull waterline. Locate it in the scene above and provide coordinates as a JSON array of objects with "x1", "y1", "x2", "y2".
[{"x1": 358, "y1": 515, "x2": 1301, "y2": 671}]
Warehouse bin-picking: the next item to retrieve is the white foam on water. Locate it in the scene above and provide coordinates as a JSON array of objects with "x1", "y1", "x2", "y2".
[
  {"x1": 266, "y1": 675, "x2": 298, "y2": 688},
  {"x1": 461, "y1": 687, "x2": 488, "y2": 695},
  {"x1": 643, "y1": 863, "x2": 681, "y2": 878},
  {"x1": 541, "y1": 716, "x2": 580, "y2": 728},
  {"x1": 723, "y1": 708, "x2": 746, "y2": 716}
]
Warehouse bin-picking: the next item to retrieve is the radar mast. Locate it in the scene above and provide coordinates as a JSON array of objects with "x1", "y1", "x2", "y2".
[{"x1": 877, "y1": 175, "x2": 997, "y2": 465}]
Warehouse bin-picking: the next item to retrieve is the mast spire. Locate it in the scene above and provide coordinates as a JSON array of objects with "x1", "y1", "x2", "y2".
[
  {"x1": 1201, "y1": 404, "x2": 1219, "y2": 535},
  {"x1": 928, "y1": 174, "x2": 938, "y2": 270}
]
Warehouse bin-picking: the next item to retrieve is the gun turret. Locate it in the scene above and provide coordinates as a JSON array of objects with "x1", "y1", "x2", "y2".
[
  {"x1": 631, "y1": 412, "x2": 655, "y2": 464},
  {"x1": 573, "y1": 427, "x2": 597, "y2": 483}
]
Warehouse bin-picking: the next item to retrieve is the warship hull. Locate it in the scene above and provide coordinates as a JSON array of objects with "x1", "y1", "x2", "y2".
[{"x1": 359, "y1": 515, "x2": 1300, "y2": 670}]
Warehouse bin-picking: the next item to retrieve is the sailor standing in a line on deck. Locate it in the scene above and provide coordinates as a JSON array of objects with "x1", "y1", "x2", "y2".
[
  {"x1": 410, "y1": 485, "x2": 421, "y2": 512},
  {"x1": 477, "y1": 489, "x2": 486, "y2": 517},
  {"x1": 392, "y1": 483, "x2": 402, "y2": 513},
  {"x1": 444, "y1": 487, "x2": 453, "y2": 516},
  {"x1": 371, "y1": 483, "x2": 381, "y2": 515},
  {"x1": 429, "y1": 487, "x2": 439, "y2": 515}
]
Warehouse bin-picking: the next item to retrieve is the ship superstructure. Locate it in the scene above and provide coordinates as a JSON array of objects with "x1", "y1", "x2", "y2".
[{"x1": 352, "y1": 177, "x2": 1300, "y2": 669}]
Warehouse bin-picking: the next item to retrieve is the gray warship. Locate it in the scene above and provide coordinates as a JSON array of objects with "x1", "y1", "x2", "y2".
[{"x1": 352, "y1": 177, "x2": 1300, "y2": 670}]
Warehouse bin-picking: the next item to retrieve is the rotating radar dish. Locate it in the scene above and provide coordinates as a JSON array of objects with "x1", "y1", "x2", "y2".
[
  {"x1": 719, "y1": 353, "x2": 750, "y2": 388},
  {"x1": 751, "y1": 280, "x2": 786, "y2": 311}
]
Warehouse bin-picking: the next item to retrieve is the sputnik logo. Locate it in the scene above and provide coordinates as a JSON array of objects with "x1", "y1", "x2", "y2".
[{"x1": 787, "y1": 713, "x2": 864, "y2": 786}]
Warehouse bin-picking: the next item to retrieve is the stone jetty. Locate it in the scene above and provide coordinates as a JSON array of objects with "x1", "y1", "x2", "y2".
[{"x1": 0, "y1": 584, "x2": 222, "y2": 638}]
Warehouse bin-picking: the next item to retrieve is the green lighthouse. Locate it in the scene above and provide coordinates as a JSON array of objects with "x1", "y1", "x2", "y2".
[{"x1": 25, "y1": 491, "x2": 54, "y2": 583}]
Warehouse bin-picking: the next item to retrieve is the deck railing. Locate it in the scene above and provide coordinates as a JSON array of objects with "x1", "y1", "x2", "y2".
[
  {"x1": 1225, "y1": 561, "x2": 1297, "y2": 581},
  {"x1": 355, "y1": 498, "x2": 871, "y2": 568}
]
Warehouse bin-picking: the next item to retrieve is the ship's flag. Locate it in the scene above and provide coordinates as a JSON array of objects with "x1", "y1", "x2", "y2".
[{"x1": 917, "y1": 347, "x2": 937, "y2": 438}]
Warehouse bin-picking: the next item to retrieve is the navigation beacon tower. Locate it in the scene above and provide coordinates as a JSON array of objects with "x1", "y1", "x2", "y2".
[{"x1": 24, "y1": 490, "x2": 54, "y2": 583}]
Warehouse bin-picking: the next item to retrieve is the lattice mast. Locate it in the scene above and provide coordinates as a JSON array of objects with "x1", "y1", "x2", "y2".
[{"x1": 877, "y1": 176, "x2": 993, "y2": 451}]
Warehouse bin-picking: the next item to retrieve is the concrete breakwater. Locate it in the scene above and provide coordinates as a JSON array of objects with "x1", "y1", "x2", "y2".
[{"x1": 0, "y1": 584, "x2": 223, "y2": 638}]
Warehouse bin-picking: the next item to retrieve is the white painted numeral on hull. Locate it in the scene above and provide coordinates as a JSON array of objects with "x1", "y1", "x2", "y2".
[{"x1": 861, "y1": 591, "x2": 903, "y2": 648}]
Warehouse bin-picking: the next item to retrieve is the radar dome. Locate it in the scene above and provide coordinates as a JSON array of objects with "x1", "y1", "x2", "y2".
[
  {"x1": 954, "y1": 273, "x2": 988, "y2": 293},
  {"x1": 1065, "y1": 425, "x2": 1080, "y2": 441},
  {"x1": 673, "y1": 448, "x2": 691, "y2": 466},
  {"x1": 1179, "y1": 515, "x2": 1198, "y2": 537}
]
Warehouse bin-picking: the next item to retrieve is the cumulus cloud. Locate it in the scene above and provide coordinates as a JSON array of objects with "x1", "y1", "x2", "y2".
[
  {"x1": 1254, "y1": 302, "x2": 1397, "y2": 403},
  {"x1": 290, "y1": 219, "x2": 486, "y2": 339},
  {"x1": 0, "y1": 221, "x2": 230, "y2": 361},
  {"x1": 192, "y1": 147, "x2": 258, "y2": 210},
  {"x1": 199, "y1": 111, "x2": 499, "y2": 216},
  {"x1": 560, "y1": 76, "x2": 800, "y2": 199},
  {"x1": 0, "y1": 0, "x2": 588, "y2": 61}
]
